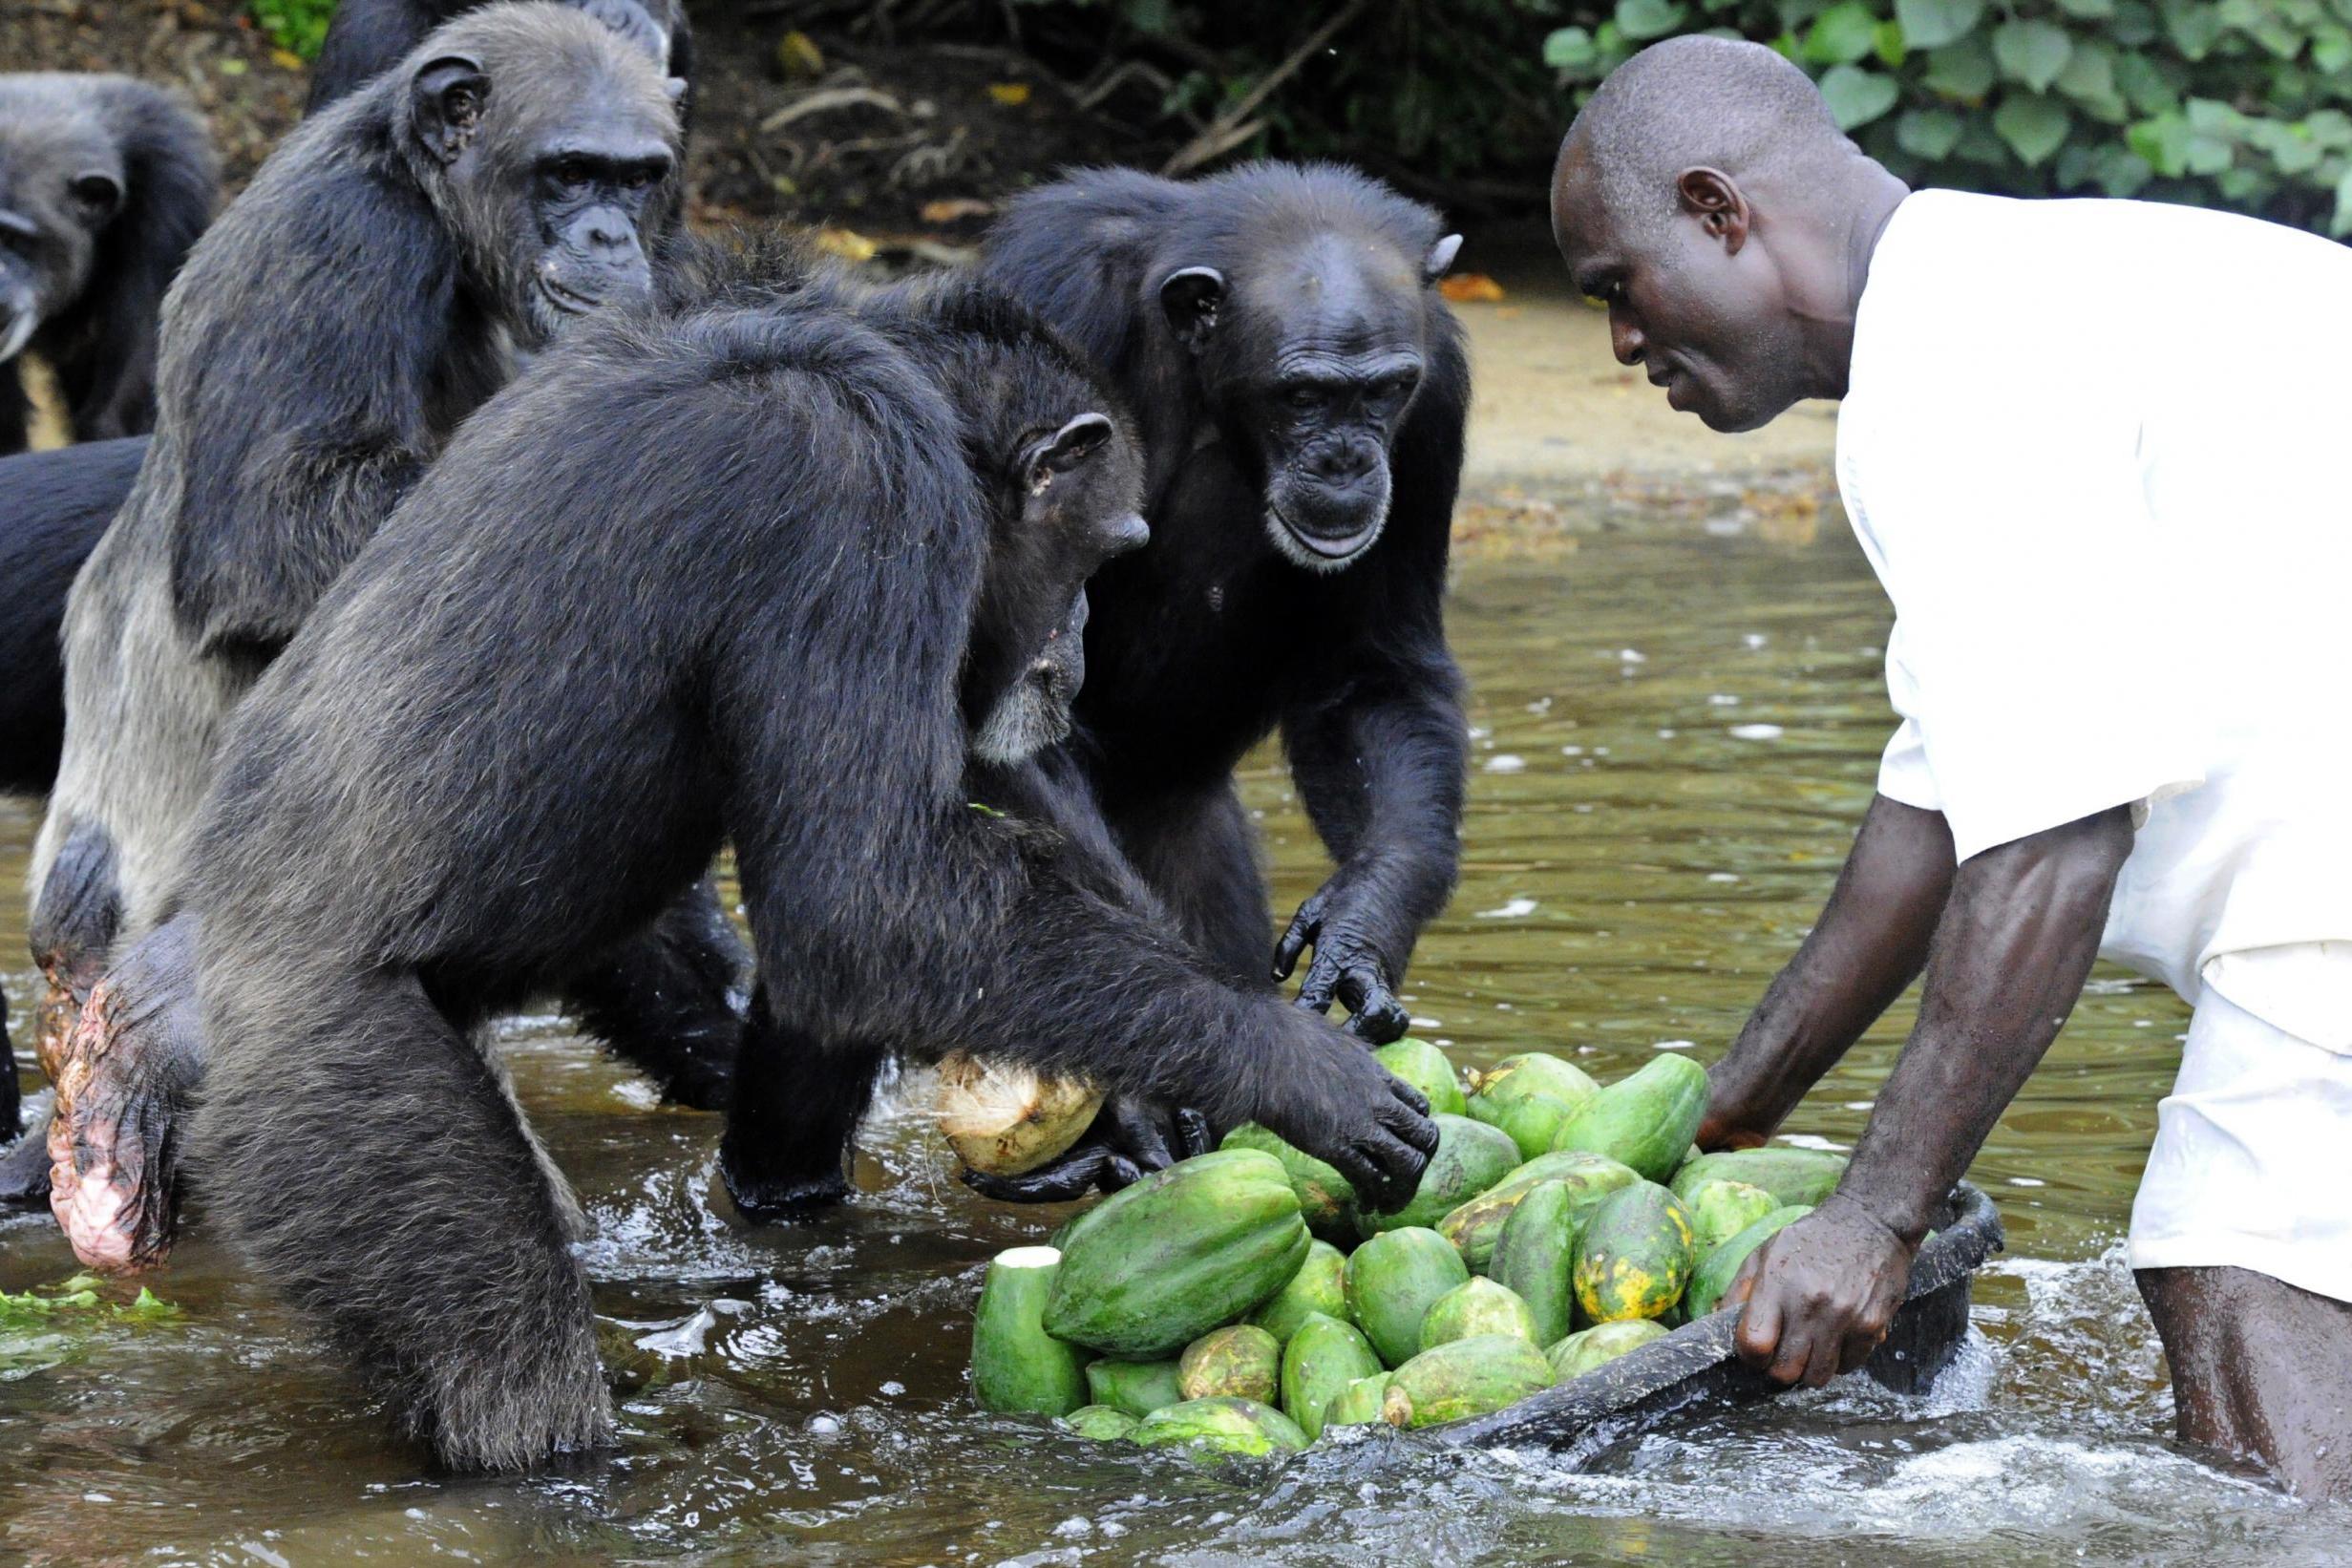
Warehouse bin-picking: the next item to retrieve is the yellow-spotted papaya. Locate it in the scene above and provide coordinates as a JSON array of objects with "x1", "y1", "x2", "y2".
[{"x1": 1571, "y1": 1180, "x2": 1698, "y2": 1324}]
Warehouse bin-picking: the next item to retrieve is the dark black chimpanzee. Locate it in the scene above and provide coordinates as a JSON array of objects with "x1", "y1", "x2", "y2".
[
  {"x1": 725, "y1": 161, "x2": 1473, "y2": 1208},
  {"x1": 181, "y1": 236, "x2": 1433, "y2": 1471},
  {"x1": 32, "y1": 4, "x2": 731, "y2": 1271},
  {"x1": 0, "y1": 74, "x2": 217, "y2": 456},
  {"x1": 307, "y1": 0, "x2": 690, "y2": 113}
]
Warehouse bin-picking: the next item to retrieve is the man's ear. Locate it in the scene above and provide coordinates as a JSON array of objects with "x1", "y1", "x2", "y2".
[
  {"x1": 1676, "y1": 167, "x2": 1750, "y2": 255},
  {"x1": 412, "y1": 53, "x2": 491, "y2": 166}
]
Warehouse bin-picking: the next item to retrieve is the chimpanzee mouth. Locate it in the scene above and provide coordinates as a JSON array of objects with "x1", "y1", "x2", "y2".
[
  {"x1": 535, "y1": 274, "x2": 604, "y2": 316},
  {"x1": 1264, "y1": 503, "x2": 1387, "y2": 573},
  {"x1": 0, "y1": 310, "x2": 36, "y2": 366}
]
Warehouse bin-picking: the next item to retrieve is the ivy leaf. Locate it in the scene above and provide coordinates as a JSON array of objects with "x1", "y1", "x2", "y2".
[
  {"x1": 1615, "y1": 0, "x2": 1688, "y2": 42},
  {"x1": 1993, "y1": 93, "x2": 2072, "y2": 165},
  {"x1": 1892, "y1": 0, "x2": 1982, "y2": 49},
  {"x1": 2157, "y1": 0, "x2": 2224, "y2": 59},
  {"x1": 1874, "y1": 19, "x2": 1907, "y2": 67},
  {"x1": 1818, "y1": 64, "x2": 1900, "y2": 129},
  {"x1": 1544, "y1": 26, "x2": 1599, "y2": 68},
  {"x1": 2111, "y1": 52, "x2": 2181, "y2": 118},
  {"x1": 1803, "y1": 1, "x2": 1883, "y2": 64},
  {"x1": 2109, "y1": 0, "x2": 2160, "y2": 46},
  {"x1": 1992, "y1": 19, "x2": 2074, "y2": 93},
  {"x1": 2055, "y1": 0, "x2": 2115, "y2": 15},
  {"x1": 1896, "y1": 106, "x2": 1965, "y2": 159},
  {"x1": 1922, "y1": 35, "x2": 1997, "y2": 99},
  {"x1": 2129, "y1": 112, "x2": 2191, "y2": 177},
  {"x1": 2054, "y1": 40, "x2": 2126, "y2": 122},
  {"x1": 2330, "y1": 163, "x2": 2352, "y2": 240}
]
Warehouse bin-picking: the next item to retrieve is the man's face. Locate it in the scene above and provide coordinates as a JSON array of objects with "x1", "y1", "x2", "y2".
[{"x1": 1551, "y1": 144, "x2": 1809, "y2": 434}]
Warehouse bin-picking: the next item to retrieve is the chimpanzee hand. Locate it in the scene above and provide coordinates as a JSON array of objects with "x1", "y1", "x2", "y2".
[
  {"x1": 1725, "y1": 1193, "x2": 1914, "y2": 1388},
  {"x1": 1274, "y1": 874, "x2": 1410, "y2": 1045},
  {"x1": 1249, "y1": 1033, "x2": 1435, "y2": 1213},
  {"x1": 961, "y1": 1098, "x2": 1215, "y2": 1203}
]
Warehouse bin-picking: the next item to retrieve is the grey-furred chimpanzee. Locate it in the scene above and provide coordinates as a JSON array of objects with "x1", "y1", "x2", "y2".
[
  {"x1": 0, "y1": 75, "x2": 218, "y2": 456},
  {"x1": 181, "y1": 234, "x2": 1434, "y2": 1472},
  {"x1": 731, "y1": 162, "x2": 1473, "y2": 1206},
  {"x1": 29, "y1": 5, "x2": 737, "y2": 1272},
  {"x1": 307, "y1": 0, "x2": 690, "y2": 116}
]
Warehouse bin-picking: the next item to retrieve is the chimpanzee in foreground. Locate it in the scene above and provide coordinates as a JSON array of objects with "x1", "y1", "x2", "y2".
[
  {"x1": 306, "y1": 0, "x2": 690, "y2": 114},
  {"x1": 0, "y1": 74, "x2": 217, "y2": 456},
  {"x1": 180, "y1": 235, "x2": 1434, "y2": 1471},
  {"x1": 32, "y1": 5, "x2": 739, "y2": 1270},
  {"x1": 731, "y1": 161, "x2": 1474, "y2": 1207}
]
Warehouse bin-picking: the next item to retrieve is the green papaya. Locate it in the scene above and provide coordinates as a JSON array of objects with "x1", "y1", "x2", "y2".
[
  {"x1": 1372, "y1": 1038, "x2": 1468, "y2": 1116},
  {"x1": 1437, "y1": 1150, "x2": 1642, "y2": 1273},
  {"x1": 1546, "y1": 1319, "x2": 1669, "y2": 1381},
  {"x1": 1380, "y1": 1335, "x2": 1556, "y2": 1429},
  {"x1": 1044, "y1": 1149, "x2": 1309, "y2": 1357},
  {"x1": 1489, "y1": 1179, "x2": 1579, "y2": 1346},
  {"x1": 1178, "y1": 1324, "x2": 1282, "y2": 1404},
  {"x1": 1685, "y1": 1178, "x2": 1781, "y2": 1253},
  {"x1": 1668, "y1": 1148, "x2": 1848, "y2": 1210},
  {"x1": 1572, "y1": 1181, "x2": 1698, "y2": 1324},
  {"x1": 1131, "y1": 1396, "x2": 1310, "y2": 1459},
  {"x1": 1549, "y1": 1054, "x2": 1710, "y2": 1182},
  {"x1": 1061, "y1": 1404, "x2": 1140, "y2": 1441},
  {"x1": 970, "y1": 1246, "x2": 1091, "y2": 1417},
  {"x1": 1219, "y1": 1124, "x2": 1358, "y2": 1242},
  {"x1": 1419, "y1": 1277, "x2": 1540, "y2": 1352},
  {"x1": 1464, "y1": 1052, "x2": 1600, "y2": 1119},
  {"x1": 1359, "y1": 1113, "x2": 1519, "y2": 1237},
  {"x1": 1344, "y1": 1226, "x2": 1471, "y2": 1367},
  {"x1": 1279, "y1": 1312, "x2": 1383, "y2": 1439},
  {"x1": 1084, "y1": 1357, "x2": 1185, "y2": 1418},
  {"x1": 1324, "y1": 1371, "x2": 1393, "y2": 1430},
  {"x1": 1685, "y1": 1203, "x2": 1812, "y2": 1319},
  {"x1": 1250, "y1": 1239, "x2": 1350, "y2": 1344}
]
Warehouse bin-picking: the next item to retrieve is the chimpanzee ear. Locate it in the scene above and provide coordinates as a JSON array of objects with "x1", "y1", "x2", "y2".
[
  {"x1": 664, "y1": 76, "x2": 689, "y2": 102},
  {"x1": 68, "y1": 171, "x2": 124, "y2": 225},
  {"x1": 1157, "y1": 266, "x2": 1225, "y2": 351},
  {"x1": 1023, "y1": 412, "x2": 1115, "y2": 489},
  {"x1": 1423, "y1": 233, "x2": 1463, "y2": 285},
  {"x1": 411, "y1": 54, "x2": 492, "y2": 166}
]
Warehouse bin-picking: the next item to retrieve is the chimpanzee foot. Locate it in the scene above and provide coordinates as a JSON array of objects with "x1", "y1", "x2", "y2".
[
  {"x1": 46, "y1": 922, "x2": 203, "y2": 1273},
  {"x1": 718, "y1": 1154, "x2": 854, "y2": 1223}
]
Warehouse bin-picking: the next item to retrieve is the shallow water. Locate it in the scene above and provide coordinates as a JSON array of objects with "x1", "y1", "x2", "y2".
[{"x1": 0, "y1": 528, "x2": 2339, "y2": 1565}]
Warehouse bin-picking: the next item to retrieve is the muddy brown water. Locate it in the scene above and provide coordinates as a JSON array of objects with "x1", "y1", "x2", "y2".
[{"x1": 0, "y1": 530, "x2": 2341, "y2": 1565}]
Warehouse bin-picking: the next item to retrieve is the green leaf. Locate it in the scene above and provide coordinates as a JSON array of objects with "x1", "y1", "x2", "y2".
[
  {"x1": 1873, "y1": 18, "x2": 1907, "y2": 67},
  {"x1": 1775, "y1": 0, "x2": 1833, "y2": 31},
  {"x1": 1992, "y1": 19, "x2": 2074, "y2": 92},
  {"x1": 1615, "y1": 0, "x2": 1688, "y2": 42},
  {"x1": 2314, "y1": 26, "x2": 2352, "y2": 74},
  {"x1": 2112, "y1": 52, "x2": 2181, "y2": 117},
  {"x1": 2109, "y1": 0, "x2": 2160, "y2": 45},
  {"x1": 1803, "y1": 1, "x2": 1883, "y2": 63},
  {"x1": 1993, "y1": 93, "x2": 2073, "y2": 164},
  {"x1": 1818, "y1": 63, "x2": 1901, "y2": 129},
  {"x1": 2055, "y1": 0, "x2": 2115, "y2": 14},
  {"x1": 2130, "y1": 112, "x2": 2192, "y2": 177},
  {"x1": 1896, "y1": 106, "x2": 1966, "y2": 158},
  {"x1": 2305, "y1": 109, "x2": 2352, "y2": 150},
  {"x1": 1893, "y1": 0, "x2": 1982, "y2": 49},
  {"x1": 2158, "y1": 0, "x2": 2224, "y2": 58},
  {"x1": 2330, "y1": 163, "x2": 2352, "y2": 238},
  {"x1": 2093, "y1": 144, "x2": 2157, "y2": 197},
  {"x1": 1922, "y1": 35, "x2": 1998, "y2": 99},
  {"x1": 2054, "y1": 40, "x2": 2127, "y2": 121},
  {"x1": 1543, "y1": 26, "x2": 1599, "y2": 68}
]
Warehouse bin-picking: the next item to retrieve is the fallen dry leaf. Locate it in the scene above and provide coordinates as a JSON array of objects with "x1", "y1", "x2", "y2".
[
  {"x1": 1439, "y1": 273, "x2": 1506, "y2": 304},
  {"x1": 919, "y1": 197, "x2": 996, "y2": 225},
  {"x1": 814, "y1": 226, "x2": 878, "y2": 263},
  {"x1": 985, "y1": 82, "x2": 1032, "y2": 106}
]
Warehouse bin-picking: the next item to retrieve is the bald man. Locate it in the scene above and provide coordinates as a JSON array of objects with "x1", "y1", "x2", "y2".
[{"x1": 1554, "y1": 36, "x2": 2351, "y2": 1496}]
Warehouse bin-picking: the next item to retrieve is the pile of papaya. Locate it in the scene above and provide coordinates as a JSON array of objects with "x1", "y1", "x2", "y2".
[{"x1": 967, "y1": 1040, "x2": 1852, "y2": 1461}]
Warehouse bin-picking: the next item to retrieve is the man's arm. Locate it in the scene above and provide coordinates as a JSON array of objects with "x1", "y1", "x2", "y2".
[
  {"x1": 1700, "y1": 795, "x2": 1960, "y2": 1148},
  {"x1": 1729, "y1": 804, "x2": 2135, "y2": 1387}
]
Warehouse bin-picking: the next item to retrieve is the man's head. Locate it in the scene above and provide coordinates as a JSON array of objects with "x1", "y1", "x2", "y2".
[{"x1": 1552, "y1": 36, "x2": 1902, "y2": 432}]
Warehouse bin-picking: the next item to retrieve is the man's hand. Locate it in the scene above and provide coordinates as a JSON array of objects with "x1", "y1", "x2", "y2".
[
  {"x1": 1273, "y1": 871, "x2": 1411, "y2": 1044},
  {"x1": 1726, "y1": 1193, "x2": 1915, "y2": 1387}
]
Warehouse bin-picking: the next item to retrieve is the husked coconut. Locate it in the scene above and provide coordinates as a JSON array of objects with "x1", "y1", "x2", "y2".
[{"x1": 934, "y1": 1053, "x2": 1104, "y2": 1175}]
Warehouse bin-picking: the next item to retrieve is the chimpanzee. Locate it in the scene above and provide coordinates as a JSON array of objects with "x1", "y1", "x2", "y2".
[
  {"x1": 0, "y1": 75, "x2": 217, "y2": 456},
  {"x1": 307, "y1": 0, "x2": 690, "y2": 114},
  {"x1": 180, "y1": 235, "x2": 1433, "y2": 1471},
  {"x1": 30, "y1": 5, "x2": 736, "y2": 1269},
  {"x1": 731, "y1": 162, "x2": 1473, "y2": 1206}
]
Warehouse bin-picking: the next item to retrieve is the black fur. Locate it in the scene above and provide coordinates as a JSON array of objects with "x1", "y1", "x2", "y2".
[
  {"x1": 0, "y1": 437, "x2": 143, "y2": 795},
  {"x1": 184, "y1": 236, "x2": 1433, "y2": 1470},
  {"x1": 0, "y1": 75, "x2": 217, "y2": 456},
  {"x1": 307, "y1": 0, "x2": 691, "y2": 114}
]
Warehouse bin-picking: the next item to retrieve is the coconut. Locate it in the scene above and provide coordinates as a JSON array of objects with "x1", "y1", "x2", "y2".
[{"x1": 934, "y1": 1053, "x2": 1105, "y2": 1176}]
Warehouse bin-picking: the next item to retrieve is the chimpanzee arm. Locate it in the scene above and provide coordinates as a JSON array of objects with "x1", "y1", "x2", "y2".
[{"x1": 1273, "y1": 343, "x2": 1471, "y2": 1043}]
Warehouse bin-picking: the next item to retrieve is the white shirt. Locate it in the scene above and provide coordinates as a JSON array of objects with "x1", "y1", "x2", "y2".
[{"x1": 1837, "y1": 189, "x2": 2351, "y2": 1048}]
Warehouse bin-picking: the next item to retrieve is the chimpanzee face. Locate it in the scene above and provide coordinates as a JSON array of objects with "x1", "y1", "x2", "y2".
[
  {"x1": 1158, "y1": 229, "x2": 1459, "y2": 574},
  {"x1": 0, "y1": 112, "x2": 125, "y2": 364},
  {"x1": 968, "y1": 411, "x2": 1148, "y2": 765},
  {"x1": 405, "y1": 25, "x2": 682, "y2": 349}
]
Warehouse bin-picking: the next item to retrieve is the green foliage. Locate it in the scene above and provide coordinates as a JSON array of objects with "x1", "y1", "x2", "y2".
[
  {"x1": 1542, "y1": 0, "x2": 2352, "y2": 234},
  {"x1": 249, "y1": 0, "x2": 337, "y2": 62}
]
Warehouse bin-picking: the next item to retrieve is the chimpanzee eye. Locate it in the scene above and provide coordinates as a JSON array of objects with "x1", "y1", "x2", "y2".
[
  {"x1": 1282, "y1": 384, "x2": 1324, "y2": 412},
  {"x1": 553, "y1": 158, "x2": 593, "y2": 191}
]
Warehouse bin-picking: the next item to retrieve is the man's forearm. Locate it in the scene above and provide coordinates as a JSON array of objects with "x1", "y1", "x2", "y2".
[
  {"x1": 1838, "y1": 806, "x2": 2133, "y2": 1243},
  {"x1": 1706, "y1": 795, "x2": 1959, "y2": 1140}
]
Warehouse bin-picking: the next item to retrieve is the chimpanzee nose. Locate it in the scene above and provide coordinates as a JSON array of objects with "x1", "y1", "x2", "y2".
[
  {"x1": 1309, "y1": 443, "x2": 1373, "y2": 484},
  {"x1": 585, "y1": 210, "x2": 636, "y2": 253}
]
